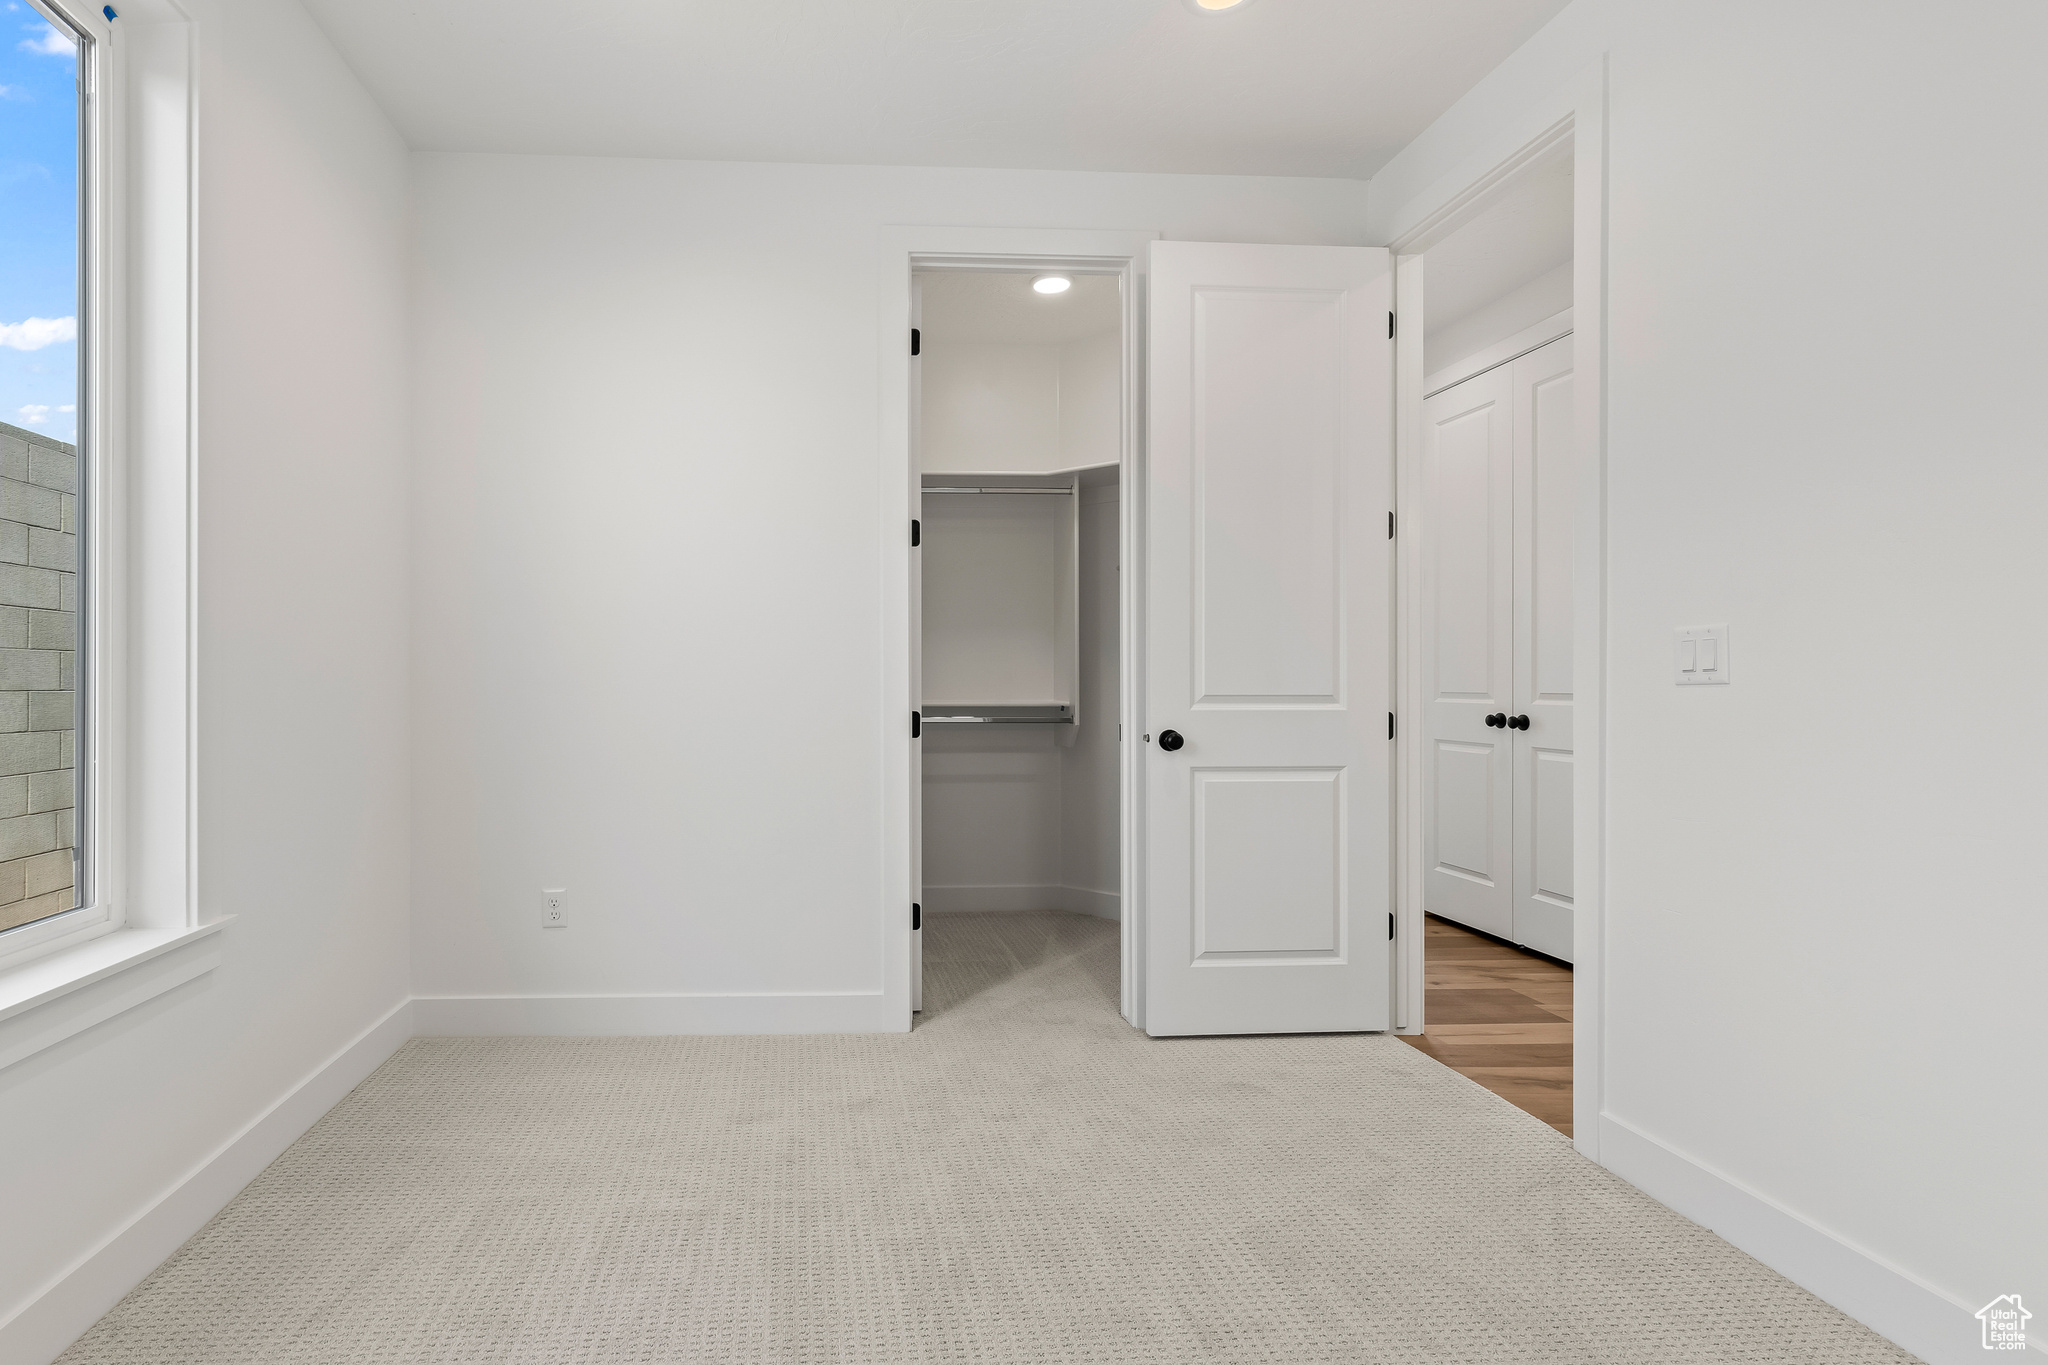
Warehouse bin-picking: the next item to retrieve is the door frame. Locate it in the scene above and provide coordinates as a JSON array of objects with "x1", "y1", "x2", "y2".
[
  {"x1": 1381, "y1": 62, "x2": 1610, "y2": 1157},
  {"x1": 877, "y1": 226, "x2": 1157, "y2": 1031}
]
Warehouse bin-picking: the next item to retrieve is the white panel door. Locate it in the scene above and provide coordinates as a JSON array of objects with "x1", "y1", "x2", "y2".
[
  {"x1": 1422, "y1": 366, "x2": 1514, "y2": 940},
  {"x1": 1511, "y1": 336, "x2": 1575, "y2": 960},
  {"x1": 1144, "y1": 241, "x2": 1393, "y2": 1037}
]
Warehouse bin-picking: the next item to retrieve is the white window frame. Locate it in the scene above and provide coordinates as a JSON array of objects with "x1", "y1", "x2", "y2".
[{"x1": 0, "y1": 0, "x2": 214, "y2": 1062}]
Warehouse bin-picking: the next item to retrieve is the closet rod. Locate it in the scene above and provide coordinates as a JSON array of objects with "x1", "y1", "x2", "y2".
[{"x1": 922, "y1": 486, "x2": 1073, "y2": 496}]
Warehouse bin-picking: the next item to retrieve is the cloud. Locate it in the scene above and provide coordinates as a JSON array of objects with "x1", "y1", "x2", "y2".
[
  {"x1": 0, "y1": 317, "x2": 75, "y2": 350},
  {"x1": 16, "y1": 405, "x2": 50, "y2": 424},
  {"x1": 0, "y1": 84, "x2": 25, "y2": 100},
  {"x1": 19, "y1": 22, "x2": 73, "y2": 56}
]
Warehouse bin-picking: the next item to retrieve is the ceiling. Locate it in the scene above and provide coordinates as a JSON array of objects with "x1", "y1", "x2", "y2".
[
  {"x1": 920, "y1": 273, "x2": 1121, "y2": 346},
  {"x1": 301, "y1": 0, "x2": 1570, "y2": 179},
  {"x1": 1422, "y1": 151, "x2": 1573, "y2": 331}
]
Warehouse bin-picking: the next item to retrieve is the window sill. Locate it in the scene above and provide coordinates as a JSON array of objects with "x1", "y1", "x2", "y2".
[{"x1": 0, "y1": 919, "x2": 229, "y2": 1073}]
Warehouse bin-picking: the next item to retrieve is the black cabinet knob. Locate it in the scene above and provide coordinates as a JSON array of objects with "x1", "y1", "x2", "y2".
[
  {"x1": 1485, "y1": 713, "x2": 1506, "y2": 728},
  {"x1": 1157, "y1": 729, "x2": 1185, "y2": 752},
  {"x1": 1509, "y1": 714, "x2": 1531, "y2": 730}
]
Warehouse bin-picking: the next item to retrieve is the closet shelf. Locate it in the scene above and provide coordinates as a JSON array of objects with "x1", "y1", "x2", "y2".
[{"x1": 922, "y1": 704, "x2": 1073, "y2": 725}]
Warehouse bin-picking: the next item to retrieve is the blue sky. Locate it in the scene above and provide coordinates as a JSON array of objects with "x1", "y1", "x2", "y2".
[{"x1": 1, "y1": 1, "x2": 78, "y2": 445}]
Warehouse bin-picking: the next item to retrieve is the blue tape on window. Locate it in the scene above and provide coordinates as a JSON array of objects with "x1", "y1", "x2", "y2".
[{"x1": 103, "y1": 5, "x2": 117, "y2": 18}]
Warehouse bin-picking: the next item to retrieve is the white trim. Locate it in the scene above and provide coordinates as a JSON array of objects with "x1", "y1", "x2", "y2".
[
  {"x1": 1383, "y1": 65, "x2": 1607, "y2": 1143},
  {"x1": 413, "y1": 992, "x2": 895, "y2": 1037},
  {"x1": 1376, "y1": 111, "x2": 1574, "y2": 253},
  {"x1": 0, "y1": 918, "x2": 224, "y2": 1071},
  {"x1": 123, "y1": 6, "x2": 200, "y2": 940},
  {"x1": 879, "y1": 225, "x2": 1155, "y2": 1035},
  {"x1": 1565, "y1": 61, "x2": 1608, "y2": 1158},
  {"x1": 1423, "y1": 307, "x2": 1573, "y2": 397},
  {"x1": 1114, "y1": 254, "x2": 1147, "y2": 1029},
  {"x1": 0, "y1": 996, "x2": 412, "y2": 1365},
  {"x1": 1391, "y1": 254, "x2": 1425, "y2": 1033},
  {"x1": 1597, "y1": 1113, "x2": 2018, "y2": 1364}
]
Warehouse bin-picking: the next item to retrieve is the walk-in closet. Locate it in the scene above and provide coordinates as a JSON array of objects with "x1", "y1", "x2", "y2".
[{"x1": 911, "y1": 270, "x2": 1124, "y2": 1008}]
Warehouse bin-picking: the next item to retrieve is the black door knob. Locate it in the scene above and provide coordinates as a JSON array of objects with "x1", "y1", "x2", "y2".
[
  {"x1": 1509, "y1": 714, "x2": 1530, "y2": 730},
  {"x1": 1485, "y1": 713, "x2": 1506, "y2": 728},
  {"x1": 1157, "y1": 729, "x2": 1185, "y2": 752}
]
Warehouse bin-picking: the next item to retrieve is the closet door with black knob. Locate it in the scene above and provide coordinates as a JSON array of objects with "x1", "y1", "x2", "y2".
[{"x1": 1421, "y1": 363, "x2": 1515, "y2": 941}]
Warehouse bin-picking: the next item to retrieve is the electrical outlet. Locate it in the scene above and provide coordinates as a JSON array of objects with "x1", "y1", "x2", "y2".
[{"x1": 541, "y1": 889, "x2": 568, "y2": 928}]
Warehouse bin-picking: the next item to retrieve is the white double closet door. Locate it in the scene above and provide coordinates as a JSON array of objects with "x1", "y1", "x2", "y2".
[{"x1": 1423, "y1": 335, "x2": 1575, "y2": 961}]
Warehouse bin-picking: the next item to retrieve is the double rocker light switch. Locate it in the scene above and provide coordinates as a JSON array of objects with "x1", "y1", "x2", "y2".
[{"x1": 1675, "y1": 625, "x2": 1730, "y2": 685}]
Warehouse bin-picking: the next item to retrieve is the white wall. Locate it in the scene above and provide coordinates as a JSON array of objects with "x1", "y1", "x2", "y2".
[
  {"x1": 921, "y1": 728, "x2": 1065, "y2": 909},
  {"x1": 1059, "y1": 483, "x2": 1121, "y2": 915},
  {"x1": 1058, "y1": 331, "x2": 1123, "y2": 471},
  {"x1": 1371, "y1": 4, "x2": 2048, "y2": 1359},
  {"x1": 1424, "y1": 259, "x2": 1571, "y2": 379},
  {"x1": 411, "y1": 156, "x2": 1364, "y2": 1004},
  {"x1": 921, "y1": 478, "x2": 1120, "y2": 920},
  {"x1": 921, "y1": 328, "x2": 1124, "y2": 474},
  {"x1": 920, "y1": 343, "x2": 1062, "y2": 473},
  {"x1": 0, "y1": 0, "x2": 412, "y2": 1358},
  {"x1": 921, "y1": 495, "x2": 1067, "y2": 706}
]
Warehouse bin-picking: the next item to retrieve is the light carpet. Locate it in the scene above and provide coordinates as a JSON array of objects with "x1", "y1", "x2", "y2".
[{"x1": 58, "y1": 910, "x2": 1919, "y2": 1363}]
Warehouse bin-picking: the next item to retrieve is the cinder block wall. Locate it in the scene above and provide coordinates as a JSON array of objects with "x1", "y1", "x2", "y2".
[{"x1": 0, "y1": 420, "x2": 77, "y2": 930}]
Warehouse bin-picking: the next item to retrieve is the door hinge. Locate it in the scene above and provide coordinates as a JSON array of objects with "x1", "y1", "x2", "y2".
[
  {"x1": 911, "y1": 710, "x2": 922, "y2": 739},
  {"x1": 1388, "y1": 312, "x2": 1396, "y2": 339},
  {"x1": 911, "y1": 518, "x2": 921, "y2": 547},
  {"x1": 912, "y1": 902, "x2": 922, "y2": 931},
  {"x1": 911, "y1": 327, "x2": 921, "y2": 356},
  {"x1": 1388, "y1": 712, "x2": 1395, "y2": 740},
  {"x1": 1389, "y1": 912, "x2": 1396, "y2": 941}
]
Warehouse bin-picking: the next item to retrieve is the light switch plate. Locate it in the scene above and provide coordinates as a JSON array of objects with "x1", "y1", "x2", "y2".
[{"x1": 1675, "y1": 626, "x2": 1730, "y2": 685}]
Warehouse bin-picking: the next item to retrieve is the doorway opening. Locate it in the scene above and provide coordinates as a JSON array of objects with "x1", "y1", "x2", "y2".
[
  {"x1": 910, "y1": 267, "x2": 1128, "y2": 1020},
  {"x1": 1397, "y1": 141, "x2": 1579, "y2": 1135},
  {"x1": 896, "y1": 237, "x2": 1398, "y2": 1040}
]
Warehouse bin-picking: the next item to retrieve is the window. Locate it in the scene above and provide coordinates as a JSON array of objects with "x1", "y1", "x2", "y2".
[
  {"x1": 0, "y1": 0, "x2": 209, "y2": 1057},
  {"x1": 1, "y1": 0, "x2": 91, "y2": 943}
]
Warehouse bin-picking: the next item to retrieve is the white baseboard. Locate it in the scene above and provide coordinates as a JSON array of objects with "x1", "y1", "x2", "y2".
[
  {"x1": 923, "y1": 884, "x2": 1063, "y2": 913},
  {"x1": 2, "y1": 997, "x2": 414, "y2": 1365},
  {"x1": 412, "y1": 991, "x2": 898, "y2": 1036},
  {"x1": 1598, "y1": 1112, "x2": 2020, "y2": 1364},
  {"x1": 924, "y1": 884, "x2": 1120, "y2": 920},
  {"x1": 1059, "y1": 885, "x2": 1120, "y2": 921}
]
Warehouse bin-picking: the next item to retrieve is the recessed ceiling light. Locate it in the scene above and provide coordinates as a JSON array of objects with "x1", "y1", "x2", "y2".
[
  {"x1": 1186, "y1": 0, "x2": 1250, "y2": 11},
  {"x1": 1032, "y1": 275, "x2": 1072, "y2": 295}
]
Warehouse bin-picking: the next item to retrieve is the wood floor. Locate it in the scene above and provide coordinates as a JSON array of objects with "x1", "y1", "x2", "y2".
[{"x1": 1399, "y1": 915, "x2": 1573, "y2": 1136}]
